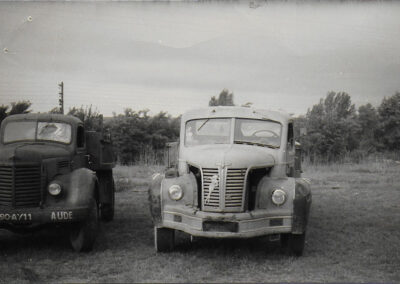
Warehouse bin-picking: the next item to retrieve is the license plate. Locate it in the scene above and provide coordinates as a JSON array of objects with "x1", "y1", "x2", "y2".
[
  {"x1": 0, "y1": 213, "x2": 32, "y2": 222},
  {"x1": 203, "y1": 221, "x2": 238, "y2": 232}
]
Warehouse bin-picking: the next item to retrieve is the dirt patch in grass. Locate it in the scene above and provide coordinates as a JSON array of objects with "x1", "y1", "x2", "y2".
[{"x1": 0, "y1": 162, "x2": 399, "y2": 283}]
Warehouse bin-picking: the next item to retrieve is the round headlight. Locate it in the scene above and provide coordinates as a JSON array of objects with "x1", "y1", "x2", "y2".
[
  {"x1": 271, "y1": 189, "x2": 286, "y2": 205},
  {"x1": 168, "y1": 185, "x2": 183, "y2": 201},
  {"x1": 48, "y1": 182, "x2": 62, "y2": 196}
]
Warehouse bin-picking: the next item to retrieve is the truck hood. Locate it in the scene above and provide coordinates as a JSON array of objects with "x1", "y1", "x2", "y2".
[
  {"x1": 183, "y1": 144, "x2": 276, "y2": 169},
  {"x1": 0, "y1": 143, "x2": 71, "y2": 164}
]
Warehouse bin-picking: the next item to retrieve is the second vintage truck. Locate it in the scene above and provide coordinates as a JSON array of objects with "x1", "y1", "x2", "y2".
[{"x1": 149, "y1": 106, "x2": 311, "y2": 255}]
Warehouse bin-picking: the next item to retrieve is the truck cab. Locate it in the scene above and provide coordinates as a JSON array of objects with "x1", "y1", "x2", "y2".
[
  {"x1": 0, "y1": 113, "x2": 115, "y2": 251},
  {"x1": 149, "y1": 106, "x2": 311, "y2": 255}
]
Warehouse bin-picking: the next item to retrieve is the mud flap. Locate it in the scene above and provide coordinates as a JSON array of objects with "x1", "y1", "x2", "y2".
[
  {"x1": 148, "y1": 173, "x2": 164, "y2": 226},
  {"x1": 292, "y1": 179, "x2": 312, "y2": 234},
  {"x1": 97, "y1": 170, "x2": 114, "y2": 205}
]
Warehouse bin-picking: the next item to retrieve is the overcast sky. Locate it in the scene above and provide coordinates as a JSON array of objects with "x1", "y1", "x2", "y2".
[{"x1": 0, "y1": 1, "x2": 399, "y2": 116}]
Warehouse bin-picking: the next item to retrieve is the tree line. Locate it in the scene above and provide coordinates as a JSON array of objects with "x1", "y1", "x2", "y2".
[
  {"x1": 1, "y1": 89, "x2": 399, "y2": 164},
  {"x1": 295, "y1": 91, "x2": 400, "y2": 163}
]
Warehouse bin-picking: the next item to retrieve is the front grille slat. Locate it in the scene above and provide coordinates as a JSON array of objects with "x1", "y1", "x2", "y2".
[{"x1": 0, "y1": 164, "x2": 42, "y2": 208}]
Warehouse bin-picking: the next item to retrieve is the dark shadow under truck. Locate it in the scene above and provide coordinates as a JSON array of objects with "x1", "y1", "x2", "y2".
[{"x1": 0, "y1": 113, "x2": 115, "y2": 252}]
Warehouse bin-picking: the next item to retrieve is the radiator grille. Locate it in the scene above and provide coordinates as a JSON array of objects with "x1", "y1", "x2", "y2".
[
  {"x1": 0, "y1": 166, "x2": 13, "y2": 206},
  {"x1": 201, "y1": 167, "x2": 247, "y2": 212},
  {"x1": 0, "y1": 164, "x2": 42, "y2": 208}
]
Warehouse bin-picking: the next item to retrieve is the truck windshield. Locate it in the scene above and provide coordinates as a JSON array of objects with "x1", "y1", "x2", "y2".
[
  {"x1": 185, "y1": 118, "x2": 231, "y2": 146},
  {"x1": 234, "y1": 119, "x2": 281, "y2": 148},
  {"x1": 3, "y1": 121, "x2": 72, "y2": 144},
  {"x1": 185, "y1": 118, "x2": 281, "y2": 148}
]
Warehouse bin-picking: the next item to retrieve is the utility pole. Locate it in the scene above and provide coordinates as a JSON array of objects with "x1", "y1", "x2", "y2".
[{"x1": 58, "y1": 81, "x2": 64, "y2": 114}]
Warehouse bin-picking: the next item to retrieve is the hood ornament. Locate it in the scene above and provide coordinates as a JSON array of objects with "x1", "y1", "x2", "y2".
[{"x1": 205, "y1": 174, "x2": 219, "y2": 204}]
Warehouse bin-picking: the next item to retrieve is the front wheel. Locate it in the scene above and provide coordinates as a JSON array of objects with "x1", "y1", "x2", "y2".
[
  {"x1": 70, "y1": 199, "x2": 99, "y2": 252},
  {"x1": 101, "y1": 179, "x2": 115, "y2": 222},
  {"x1": 154, "y1": 227, "x2": 175, "y2": 252},
  {"x1": 281, "y1": 233, "x2": 306, "y2": 256}
]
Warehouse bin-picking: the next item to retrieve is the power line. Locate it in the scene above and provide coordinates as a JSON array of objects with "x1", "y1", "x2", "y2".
[{"x1": 58, "y1": 81, "x2": 64, "y2": 114}]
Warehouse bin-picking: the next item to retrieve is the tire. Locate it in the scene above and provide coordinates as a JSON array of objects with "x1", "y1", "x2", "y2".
[
  {"x1": 101, "y1": 179, "x2": 115, "y2": 222},
  {"x1": 280, "y1": 233, "x2": 290, "y2": 249},
  {"x1": 288, "y1": 233, "x2": 306, "y2": 256},
  {"x1": 154, "y1": 227, "x2": 175, "y2": 252},
  {"x1": 70, "y1": 199, "x2": 99, "y2": 252}
]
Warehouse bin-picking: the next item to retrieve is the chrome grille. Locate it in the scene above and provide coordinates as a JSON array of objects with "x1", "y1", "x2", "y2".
[
  {"x1": 201, "y1": 167, "x2": 247, "y2": 212},
  {"x1": 225, "y1": 168, "x2": 246, "y2": 209},
  {"x1": 0, "y1": 164, "x2": 42, "y2": 208},
  {"x1": 202, "y1": 168, "x2": 220, "y2": 209}
]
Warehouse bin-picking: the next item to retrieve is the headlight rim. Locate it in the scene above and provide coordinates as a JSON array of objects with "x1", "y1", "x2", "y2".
[
  {"x1": 271, "y1": 188, "x2": 287, "y2": 206},
  {"x1": 168, "y1": 184, "x2": 184, "y2": 201},
  {"x1": 48, "y1": 181, "x2": 62, "y2": 196}
]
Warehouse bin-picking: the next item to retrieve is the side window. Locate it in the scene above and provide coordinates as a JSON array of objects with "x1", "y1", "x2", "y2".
[
  {"x1": 77, "y1": 125, "x2": 85, "y2": 148},
  {"x1": 287, "y1": 123, "x2": 294, "y2": 149}
]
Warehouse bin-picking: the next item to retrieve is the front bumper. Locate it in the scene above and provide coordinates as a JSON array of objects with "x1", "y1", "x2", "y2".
[
  {"x1": 0, "y1": 206, "x2": 90, "y2": 228},
  {"x1": 161, "y1": 204, "x2": 292, "y2": 238}
]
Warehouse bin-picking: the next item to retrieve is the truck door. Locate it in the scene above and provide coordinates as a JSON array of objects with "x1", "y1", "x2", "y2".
[
  {"x1": 286, "y1": 122, "x2": 295, "y2": 177},
  {"x1": 73, "y1": 124, "x2": 87, "y2": 168}
]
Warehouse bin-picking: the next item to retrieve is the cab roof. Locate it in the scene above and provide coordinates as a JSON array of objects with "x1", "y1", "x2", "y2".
[
  {"x1": 2, "y1": 113, "x2": 82, "y2": 125},
  {"x1": 181, "y1": 106, "x2": 292, "y2": 124}
]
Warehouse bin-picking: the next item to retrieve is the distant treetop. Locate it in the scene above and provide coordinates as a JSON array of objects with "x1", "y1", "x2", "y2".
[{"x1": 209, "y1": 89, "x2": 235, "y2": 106}]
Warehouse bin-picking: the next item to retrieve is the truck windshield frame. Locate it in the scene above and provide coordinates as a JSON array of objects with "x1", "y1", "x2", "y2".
[
  {"x1": 3, "y1": 120, "x2": 72, "y2": 144},
  {"x1": 185, "y1": 118, "x2": 282, "y2": 148}
]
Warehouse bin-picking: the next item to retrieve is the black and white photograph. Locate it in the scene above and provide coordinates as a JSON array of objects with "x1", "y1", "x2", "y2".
[{"x1": 0, "y1": 0, "x2": 399, "y2": 283}]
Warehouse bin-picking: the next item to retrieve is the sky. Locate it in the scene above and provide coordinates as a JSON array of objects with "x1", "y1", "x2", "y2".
[{"x1": 0, "y1": 1, "x2": 399, "y2": 117}]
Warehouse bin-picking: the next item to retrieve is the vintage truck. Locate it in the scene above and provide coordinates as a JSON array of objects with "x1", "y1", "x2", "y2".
[
  {"x1": 0, "y1": 113, "x2": 115, "y2": 252},
  {"x1": 149, "y1": 106, "x2": 311, "y2": 255}
]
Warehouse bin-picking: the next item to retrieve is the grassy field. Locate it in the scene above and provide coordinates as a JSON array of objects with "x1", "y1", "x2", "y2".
[{"x1": 0, "y1": 161, "x2": 399, "y2": 283}]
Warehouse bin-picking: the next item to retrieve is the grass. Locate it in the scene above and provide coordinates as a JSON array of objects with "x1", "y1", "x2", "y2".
[
  {"x1": 0, "y1": 161, "x2": 399, "y2": 283},
  {"x1": 113, "y1": 164, "x2": 164, "y2": 192}
]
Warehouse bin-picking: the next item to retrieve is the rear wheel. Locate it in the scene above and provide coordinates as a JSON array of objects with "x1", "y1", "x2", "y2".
[
  {"x1": 154, "y1": 227, "x2": 175, "y2": 252},
  {"x1": 70, "y1": 199, "x2": 99, "y2": 252}
]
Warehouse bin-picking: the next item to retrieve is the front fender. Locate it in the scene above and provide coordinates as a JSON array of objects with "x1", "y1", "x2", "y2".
[
  {"x1": 160, "y1": 172, "x2": 197, "y2": 208},
  {"x1": 256, "y1": 176, "x2": 311, "y2": 234},
  {"x1": 256, "y1": 177, "x2": 295, "y2": 215},
  {"x1": 50, "y1": 168, "x2": 97, "y2": 208},
  {"x1": 148, "y1": 172, "x2": 197, "y2": 226},
  {"x1": 148, "y1": 173, "x2": 164, "y2": 226},
  {"x1": 292, "y1": 178, "x2": 312, "y2": 234}
]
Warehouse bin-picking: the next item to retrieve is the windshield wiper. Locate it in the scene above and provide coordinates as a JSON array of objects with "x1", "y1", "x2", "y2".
[
  {"x1": 234, "y1": 140, "x2": 279, "y2": 149},
  {"x1": 197, "y1": 118, "x2": 210, "y2": 132}
]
